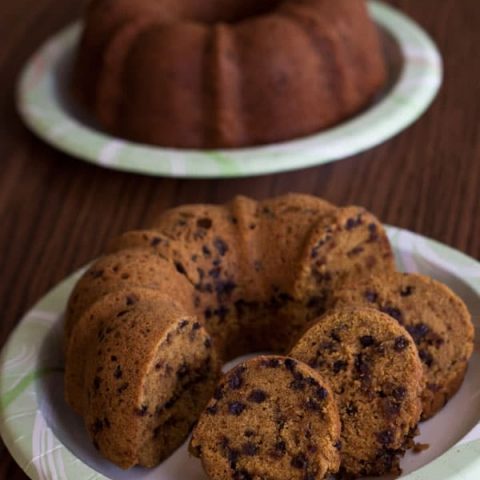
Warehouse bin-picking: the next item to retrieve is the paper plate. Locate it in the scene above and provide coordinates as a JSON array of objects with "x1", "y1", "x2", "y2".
[
  {"x1": 1, "y1": 227, "x2": 479, "y2": 480},
  {"x1": 17, "y1": 1, "x2": 442, "y2": 178}
]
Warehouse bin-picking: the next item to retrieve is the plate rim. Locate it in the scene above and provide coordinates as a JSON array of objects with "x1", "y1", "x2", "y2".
[
  {"x1": 1, "y1": 226, "x2": 479, "y2": 480},
  {"x1": 16, "y1": 0, "x2": 443, "y2": 179}
]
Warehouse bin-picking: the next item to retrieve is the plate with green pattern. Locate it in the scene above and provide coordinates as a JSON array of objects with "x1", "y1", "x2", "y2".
[
  {"x1": 1, "y1": 226, "x2": 479, "y2": 479},
  {"x1": 17, "y1": 1, "x2": 442, "y2": 179}
]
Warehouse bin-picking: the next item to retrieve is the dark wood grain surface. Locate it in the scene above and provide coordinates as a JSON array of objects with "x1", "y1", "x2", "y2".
[{"x1": 1, "y1": 0, "x2": 480, "y2": 477}]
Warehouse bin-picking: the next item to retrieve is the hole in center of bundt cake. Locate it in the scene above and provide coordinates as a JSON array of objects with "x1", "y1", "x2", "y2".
[{"x1": 185, "y1": 0, "x2": 284, "y2": 24}]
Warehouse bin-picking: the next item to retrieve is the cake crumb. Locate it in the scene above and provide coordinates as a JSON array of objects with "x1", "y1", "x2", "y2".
[{"x1": 413, "y1": 442, "x2": 430, "y2": 453}]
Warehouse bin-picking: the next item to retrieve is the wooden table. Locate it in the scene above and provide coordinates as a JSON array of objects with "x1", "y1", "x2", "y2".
[{"x1": 1, "y1": 0, "x2": 479, "y2": 477}]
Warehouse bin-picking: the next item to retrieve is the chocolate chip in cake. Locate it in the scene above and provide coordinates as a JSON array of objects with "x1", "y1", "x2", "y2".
[
  {"x1": 392, "y1": 386, "x2": 406, "y2": 401},
  {"x1": 214, "y1": 237, "x2": 228, "y2": 256},
  {"x1": 291, "y1": 453, "x2": 308, "y2": 469},
  {"x1": 206, "y1": 405, "x2": 218, "y2": 415},
  {"x1": 419, "y1": 349, "x2": 434, "y2": 367},
  {"x1": 262, "y1": 358, "x2": 280, "y2": 368},
  {"x1": 400, "y1": 286, "x2": 414, "y2": 297},
  {"x1": 248, "y1": 389, "x2": 268, "y2": 403},
  {"x1": 377, "y1": 430, "x2": 394, "y2": 446},
  {"x1": 228, "y1": 402, "x2": 246, "y2": 416},
  {"x1": 229, "y1": 368, "x2": 245, "y2": 390},
  {"x1": 242, "y1": 442, "x2": 259, "y2": 456},
  {"x1": 394, "y1": 336, "x2": 409, "y2": 352},
  {"x1": 381, "y1": 306, "x2": 403, "y2": 322},
  {"x1": 332, "y1": 360, "x2": 348, "y2": 374},
  {"x1": 364, "y1": 290, "x2": 378, "y2": 303},
  {"x1": 178, "y1": 319, "x2": 189, "y2": 329},
  {"x1": 360, "y1": 335, "x2": 376, "y2": 348}
]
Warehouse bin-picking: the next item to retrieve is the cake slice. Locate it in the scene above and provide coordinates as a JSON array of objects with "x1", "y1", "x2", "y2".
[
  {"x1": 290, "y1": 308, "x2": 424, "y2": 477},
  {"x1": 82, "y1": 296, "x2": 219, "y2": 468},
  {"x1": 191, "y1": 355, "x2": 341, "y2": 480},
  {"x1": 331, "y1": 272, "x2": 475, "y2": 418}
]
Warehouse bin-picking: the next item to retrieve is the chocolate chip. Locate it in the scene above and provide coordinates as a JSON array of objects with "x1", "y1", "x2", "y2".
[
  {"x1": 364, "y1": 290, "x2": 378, "y2": 303},
  {"x1": 345, "y1": 216, "x2": 362, "y2": 230},
  {"x1": 206, "y1": 405, "x2": 218, "y2": 415},
  {"x1": 381, "y1": 306, "x2": 403, "y2": 322},
  {"x1": 334, "y1": 440, "x2": 342, "y2": 450},
  {"x1": 192, "y1": 322, "x2": 201, "y2": 330},
  {"x1": 233, "y1": 470, "x2": 252, "y2": 480},
  {"x1": 228, "y1": 402, "x2": 246, "y2": 416},
  {"x1": 368, "y1": 223, "x2": 379, "y2": 241},
  {"x1": 305, "y1": 399, "x2": 321, "y2": 411},
  {"x1": 242, "y1": 442, "x2": 258, "y2": 456},
  {"x1": 179, "y1": 319, "x2": 189, "y2": 329},
  {"x1": 332, "y1": 360, "x2": 348, "y2": 374},
  {"x1": 314, "y1": 386, "x2": 328, "y2": 400},
  {"x1": 214, "y1": 237, "x2": 228, "y2": 256},
  {"x1": 227, "y1": 448, "x2": 239, "y2": 468},
  {"x1": 400, "y1": 285, "x2": 414, "y2": 296},
  {"x1": 330, "y1": 330, "x2": 341, "y2": 342},
  {"x1": 262, "y1": 358, "x2": 280, "y2": 368},
  {"x1": 377, "y1": 430, "x2": 394, "y2": 445},
  {"x1": 113, "y1": 365, "x2": 122, "y2": 379},
  {"x1": 274, "y1": 441, "x2": 286, "y2": 457},
  {"x1": 244, "y1": 429, "x2": 255, "y2": 437},
  {"x1": 197, "y1": 218, "x2": 212, "y2": 229},
  {"x1": 290, "y1": 372, "x2": 306, "y2": 390},
  {"x1": 392, "y1": 386, "x2": 406, "y2": 401},
  {"x1": 202, "y1": 245, "x2": 211, "y2": 256},
  {"x1": 419, "y1": 349, "x2": 434, "y2": 367},
  {"x1": 204, "y1": 338, "x2": 212, "y2": 349},
  {"x1": 284, "y1": 358, "x2": 297, "y2": 371},
  {"x1": 394, "y1": 336, "x2": 409, "y2": 351},
  {"x1": 229, "y1": 368, "x2": 245, "y2": 390},
  {"x1": 360, "y1": 335, "x2": 375, "y2": 347},
  {"x1": 384, "y1": 399, "x2": 401, "y2": 416},
  {"x1": 354, "y1": 354, "x2": 370, "y2": 377},
  {"x1": 110, "y1": 355, "x2": 117, "y2": 362},
  {"x1": 291, "y1": 453, "x2": 308, "y2": 469},
  {"x1": 406, "y1": 323, "x2": 430, "y2": 343},
  {"x1": 248, "y1": 389, "x2": 267, "y2": 403},
  {"x1": 346, "y1": 403, "x2": 358, "y2": 415}
]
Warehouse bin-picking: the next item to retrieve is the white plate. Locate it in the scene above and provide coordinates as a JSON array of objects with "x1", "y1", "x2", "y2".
[{"x1": 17, "y1": 1, "x2": 442, "y2": 178}]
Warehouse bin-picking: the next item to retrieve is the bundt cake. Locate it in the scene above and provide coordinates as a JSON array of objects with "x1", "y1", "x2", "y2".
[
  {"x1": 64, "y1": 194, "x2": 473, "y2": 472},
  {"x1": 71, "y1": 0, "x2": 387, "y2": 148}
]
